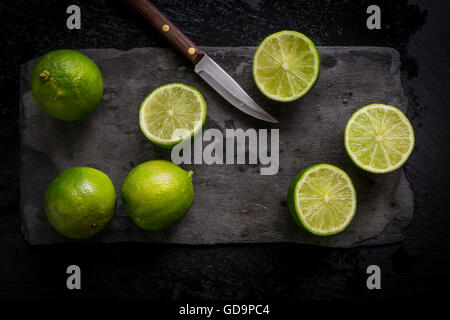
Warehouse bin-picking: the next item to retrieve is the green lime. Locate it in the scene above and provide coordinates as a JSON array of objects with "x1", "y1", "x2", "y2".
[
  {"x1": 288, "y1": 164, "x2": 357, "y2": 236},
  {"x1": 345, "y1": 104, "x2": 414, "y2": 173},
  {"x1": 30, "y1": 49, "x2": 103, "y2": 121},
  {"x1": 121, "y1": 160, "x2": 194, "y2": 231},
  {"x1": 253, "y1": 30, "x2": 320, "y2": 102},
  {"x1": 45, "y1": 167, "x2": 116, "y2": 239},
  {"x1": 139, "y1": 83, "x2": 206, "y2": 149}
]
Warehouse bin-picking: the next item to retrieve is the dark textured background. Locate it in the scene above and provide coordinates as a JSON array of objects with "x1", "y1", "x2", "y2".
[{"x1": 0, "y1": 0, "x2": 449, "y2": 300}]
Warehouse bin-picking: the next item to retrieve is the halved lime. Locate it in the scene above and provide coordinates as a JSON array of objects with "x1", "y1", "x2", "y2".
[
  {"x1": 345, "y1": 104, "x2": 414, "y2": 174},
  {"x1": 288, "y1": 164, "x2": 357, "y2": 236},
  {"x1": 253, "y1": 30, "x2": 320, "y2": 102},
  {"x1": 139, "y1": 83, "x2": 206, "y2": 148}
]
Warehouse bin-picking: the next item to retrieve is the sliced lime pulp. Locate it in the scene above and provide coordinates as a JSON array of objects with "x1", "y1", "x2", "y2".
[
  {"x1": 345, "y1": 104, "x2": 414, "y2": 173},
  {"x1": 288, "y1": 164, "x2": 357, "y2": 236},
  {"x1": 139, "y1": 83, "x2": 206, "y2": 148},
  {"x1": 253, "y1": 30, "x2": 320, "y2": 102}
]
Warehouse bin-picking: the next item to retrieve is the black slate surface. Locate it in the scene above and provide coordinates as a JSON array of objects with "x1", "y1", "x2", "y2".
[
  {"x1": 21, "y1": 46, "x2": 413, "y2": 247},
  {"x1": 1, "y1": 0, "x2": 449, "y2": 300}
]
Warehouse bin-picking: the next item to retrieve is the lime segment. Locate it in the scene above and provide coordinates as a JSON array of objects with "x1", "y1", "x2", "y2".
[
  {"x1": 253, "y1": 31, "x2": 320, "y2": 102},
  {"x1": 345, "y1": 104, "x2": 414, "y2": 173},
  {"x1": 139, "y1": 83, "x2": 206, "y2": 148},
  {"x1": 288, "y1": 164, "x2": 357, "y2": 236}
]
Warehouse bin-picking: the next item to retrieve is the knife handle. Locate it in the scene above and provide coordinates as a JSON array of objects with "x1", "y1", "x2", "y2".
[{"x1": 122, "y1": 0, "x2": 204, "y2": 64}]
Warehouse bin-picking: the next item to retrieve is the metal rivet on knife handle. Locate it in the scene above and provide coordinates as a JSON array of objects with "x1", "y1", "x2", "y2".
[{"x1": 122, "y1": 0, "x2": 204, "y2": 65}]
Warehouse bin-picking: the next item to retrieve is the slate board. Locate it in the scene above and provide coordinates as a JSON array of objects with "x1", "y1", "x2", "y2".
[{"x1": 20, "y1": 46, "x2": 413, "y2": 247}]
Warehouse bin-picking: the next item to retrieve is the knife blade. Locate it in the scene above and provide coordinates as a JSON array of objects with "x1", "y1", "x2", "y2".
[
  {"x1": 195, "y1": 55, "x2": 278, "y2": 123},
  {"x1": 122, "y1": 0, "x2": 278, "y2": 123}
]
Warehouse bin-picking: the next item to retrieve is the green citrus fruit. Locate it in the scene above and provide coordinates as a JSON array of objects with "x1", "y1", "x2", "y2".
[
  {"x1": 45, "y1": 167, "x2": 116, "y2": 239},
  {"x1": 139, "y1": 83, "x2": 206, "y2": 149},
  {"x1": 30, "y1": 49, "x2": 104, "y2": 121},
  {"x1": 288, "y1": 164, "x2": 357, "y2": 236},
  {"x1": 121, "y1": 160, "x2": 194, "y2": 231},
  {"x1": 344, "y1": 104, "x2": 414, "y2": 173},
  {"x1": 253, "y1": 30, "x2": 320, "y2": 102}
]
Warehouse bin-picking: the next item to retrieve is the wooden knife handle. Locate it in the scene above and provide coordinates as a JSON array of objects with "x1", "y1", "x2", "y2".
[{"x1": 122, "y1": 0, "x2": 204, "y2": 64}]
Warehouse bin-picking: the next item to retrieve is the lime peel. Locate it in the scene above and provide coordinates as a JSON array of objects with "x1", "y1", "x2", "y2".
[
  {"x1": 121, "y1": 160, "x2": 194, "y2": 231},
  {"x1": 45, "y1": 167, "x2": 116, "y2": 239},
  {"x1": 30, "y1": 49, "x2": 103, "y2": 121}
]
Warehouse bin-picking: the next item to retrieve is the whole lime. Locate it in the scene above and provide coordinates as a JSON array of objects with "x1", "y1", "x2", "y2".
[
  {"x1": 121, "y1": 160, "x2": 194, "y2": 231},
  {"x1": 30, "y1": 49, "x2": 103, "y2": 121},
  {"x1": 45, "y1": 167, "x2": 116, "y2": 239}
]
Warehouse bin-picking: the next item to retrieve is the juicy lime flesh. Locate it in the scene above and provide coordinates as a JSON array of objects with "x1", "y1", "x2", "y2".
[
  {"x1": 253, "y1": 31, "x2": 320, "y2": 101},
  {"x1": 121, "y1": 160, "x2": 194, "y2": 231},
  {"x1": 345, "y1": 104, "x2": 414, "y2": 173},
  {"x1": 289, "y1": 165, "x2": 356, "y2": 235},
  {"x1": 30, "y1": 49, "x2": 103, "y2": 121},
  {"x1": 140, "y1": 84, "x2": 206, "y2": 148},
  {"x1": 45, "y1": 167, "x2": 116, "y2": 239}
]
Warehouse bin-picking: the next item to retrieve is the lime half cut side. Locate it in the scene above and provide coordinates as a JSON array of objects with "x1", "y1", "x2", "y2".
[
  {"x1": 253, "y1": 30, "x2": 320, "y2": 102},
  {"x1": 288, "y1": 164, "x2": 357, "y2": 236},
  {"x1": 139, "y1": 83, "x2": 206, "y2": 148},
  {"x1": 345, "y1": 104, "x2": 414, "y2": 174}
]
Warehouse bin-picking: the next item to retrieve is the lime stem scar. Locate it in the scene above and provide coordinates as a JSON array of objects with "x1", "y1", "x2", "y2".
[{"x1": 39, "y1": 70, "x2": 50, "y2": 82}]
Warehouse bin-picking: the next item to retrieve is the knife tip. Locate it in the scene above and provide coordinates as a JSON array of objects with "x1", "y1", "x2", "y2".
[{"x1": 266, "y1": 117, "x2": 279, "y2": 124}]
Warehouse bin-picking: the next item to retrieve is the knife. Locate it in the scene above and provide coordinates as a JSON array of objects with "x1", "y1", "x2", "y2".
[{"x1": 122, "y1": 0, "x2": 278, "y2": 123}]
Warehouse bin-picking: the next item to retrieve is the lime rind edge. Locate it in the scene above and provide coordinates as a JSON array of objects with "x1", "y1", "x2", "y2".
[{"x1": 344, "y1": 103, "x2": 415, "y2": 174}]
